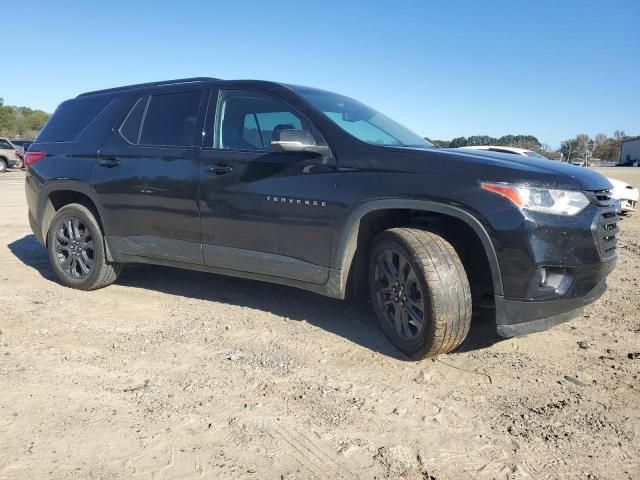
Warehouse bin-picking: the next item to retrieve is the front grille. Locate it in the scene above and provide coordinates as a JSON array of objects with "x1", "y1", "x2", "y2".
[
  {"x1": 593, "y1": 189, "x2": 612, "y2": 202},
  {"x1": 593, "y1": 206, "x2": 619, "y2": 260},
  {"x1": 585, "y1": 189, "x2": 618, "y2": 260}
]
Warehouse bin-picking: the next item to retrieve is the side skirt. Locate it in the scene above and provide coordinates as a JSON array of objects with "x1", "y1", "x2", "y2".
[{"x1": 106, "y1": 235, "x2": 341, "y2": 299}]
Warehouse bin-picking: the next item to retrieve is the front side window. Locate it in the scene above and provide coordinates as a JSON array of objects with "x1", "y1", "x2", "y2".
[
  {"x1": 295, "y1": 87, "x2": 432, "y2": 148},
  {"x1": 138, "y1": 91, "x2": 202, "y2": 147},
  {"x1": 215, "y1": 90, "x2": 309, "y2": 151}
]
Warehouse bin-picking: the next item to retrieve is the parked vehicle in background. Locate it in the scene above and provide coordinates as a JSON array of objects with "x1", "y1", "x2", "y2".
[
  {"x1": 12, "y1": 140, "x2": 33, "y2": 153},
  {"x1": 608, "y1": 177, "x2": 639, "y2": 214},
  {"x1": 0, "y1": 137, "x2": 21, "y2": 172},
  {"x1": 457, "y1": 145, "x2": 548, "y2": 159},
  {"x1": 619, "y1": 138, "x2": 640, "y2": 167},
  {"x1": 25, "y1": 78, "x2": 619, "y2": 359},
  {"x1": 11, "y1": 140, "x2": 34, "y2": 169},
  {"x1": 571, "y1": 159, "x2": 586, "y2": 167}
]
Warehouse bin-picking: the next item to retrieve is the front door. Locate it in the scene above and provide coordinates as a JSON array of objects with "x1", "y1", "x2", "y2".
[
  {"x1": 92, "y1": 89, "x2": 207, "y2": 264},
  {"x1": 199, "y1": 89, "x2": 337, "y2": 284}
]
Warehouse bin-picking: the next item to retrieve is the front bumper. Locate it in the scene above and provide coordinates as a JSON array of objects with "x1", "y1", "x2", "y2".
[
  {"x1": 487, "y1": 192, "x2": 618, "y2": 336},
  {"x1": 495, "y1": 273, "x2": 610, "y2": 337}
]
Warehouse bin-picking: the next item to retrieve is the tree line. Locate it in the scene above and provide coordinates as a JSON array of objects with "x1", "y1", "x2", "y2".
[
  {"x1": 428, "y1": 131, "x2": 638, "y2": 162},
  {"x1": 559, "y1": 131, "x2": 638, "y2": 163},
  {"x1": 0, "y1": 98, "x2": 50, "y2": 139}
]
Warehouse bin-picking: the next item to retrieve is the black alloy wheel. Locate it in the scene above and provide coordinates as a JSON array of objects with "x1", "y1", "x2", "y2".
[
  {"x1": 373, "y1": 248, "x2": 426, "y2": 341},
  {"x1": 54, "y1": 216, "x2": 95, "y2": 279}
]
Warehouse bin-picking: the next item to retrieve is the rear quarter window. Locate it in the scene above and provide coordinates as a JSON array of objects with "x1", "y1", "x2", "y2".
[{"x1": 38, "y1": 96, "x2": 111, "y2": 142}]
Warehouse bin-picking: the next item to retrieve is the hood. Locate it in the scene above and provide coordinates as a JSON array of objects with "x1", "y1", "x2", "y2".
[{"x1": 380, "y1": 146, "x2": 612, "y2": 191}]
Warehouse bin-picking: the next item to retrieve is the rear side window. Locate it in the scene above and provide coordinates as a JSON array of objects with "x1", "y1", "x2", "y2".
[
  {"x1": 38, "y1": 97, "x2": 111, "y2": 142},
  {"x1": 0, "y1": 139, "x2": 13, "y2": 149},
  {"x1": 139, "y1": 91, "x2": 202, "y2": 147},
  {"x1": 119, "y1": 96, "x2": 148, "y2": 144}
]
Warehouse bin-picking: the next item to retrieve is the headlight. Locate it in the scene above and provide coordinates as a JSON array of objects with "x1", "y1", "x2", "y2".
[{"x1": 481, "y1": 182, "x2": 590, "y2": 216}]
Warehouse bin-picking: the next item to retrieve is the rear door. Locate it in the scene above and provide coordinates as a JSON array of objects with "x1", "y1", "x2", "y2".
[
  {"x1": 92, "y1": 88, "x2": 207, "y2": 264},
  {"x1": 198, "y1": 88, "x2": 337, "y2": 284}
]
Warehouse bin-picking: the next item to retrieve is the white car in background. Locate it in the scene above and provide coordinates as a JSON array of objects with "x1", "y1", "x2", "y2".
[
  {"x1": 607, "y1": 177, "x2": 638, "y2": 214},
  {"x1": 458, "y1": 145, "x2": 639, "y2": 214}
]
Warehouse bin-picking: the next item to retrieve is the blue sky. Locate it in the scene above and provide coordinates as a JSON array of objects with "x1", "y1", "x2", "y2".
[{"x1": 4, "y1": 0, "x2": 639, "y2": 147}]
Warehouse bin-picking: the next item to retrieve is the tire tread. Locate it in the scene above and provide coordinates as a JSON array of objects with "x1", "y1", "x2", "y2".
[{"x1": 370, "y1": 227, "x2": 472, "y2": 358}]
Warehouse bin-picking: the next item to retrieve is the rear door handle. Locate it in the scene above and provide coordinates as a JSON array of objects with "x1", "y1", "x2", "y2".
[
  {"x1": 205, "y1": 164, "x2": 233, "y2": 175},
  {"x1": 99, "y1": 158, "x2": 120, "y2": 168}
]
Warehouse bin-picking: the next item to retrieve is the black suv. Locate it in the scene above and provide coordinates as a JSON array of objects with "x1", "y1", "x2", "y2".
[{"x1": 25, "y1": 77, "x2": 618, "y2": 358}]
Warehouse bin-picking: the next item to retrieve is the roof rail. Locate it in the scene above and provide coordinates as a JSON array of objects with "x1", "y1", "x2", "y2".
[{"x1": 77, "y1": 77, "x2": 221, "y2": 98}]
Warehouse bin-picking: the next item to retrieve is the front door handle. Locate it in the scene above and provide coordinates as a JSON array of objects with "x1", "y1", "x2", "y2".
[
  {"x1": 205, "y1": 164, "x2": 233, "y2": 175},
  {"x1": 99, "y1": 158, "x2": 120, "y2": 168}
]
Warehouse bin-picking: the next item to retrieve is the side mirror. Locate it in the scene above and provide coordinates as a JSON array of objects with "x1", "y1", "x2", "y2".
[{"x1": 271, "y1": 129, "x2": 318, "y2": 153}]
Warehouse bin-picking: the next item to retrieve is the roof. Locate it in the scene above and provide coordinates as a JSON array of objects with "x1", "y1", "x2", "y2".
[
  {"x1": 75, "y1": 78, "x2": 337, "y2": 100},
  {"x1": 76, "y1": 77, "x2": 222, "y2": 98}
]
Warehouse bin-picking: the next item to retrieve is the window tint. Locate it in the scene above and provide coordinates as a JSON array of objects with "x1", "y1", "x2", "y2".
[
  {"x1": 139, "y1": 91, "x2": 202, "y2": 147},
  {"x1": 326, "y1": 111, "x2": 397, "y2": 145},
  {"x1": 216, "y1": 90, "x2": 309, "y2": 151},
  {"x1": 524, "y1": 150, "x2": 550, "y2": 160},
  {"x1": 296, "y1": 88, "x2": 432, "y2": 148},
  {"x1": 37, "y1": 97, "x2": 111, "y2": 142},
  {"x1": 119, "y1": 96, "x2": 148, "y2": 144},
  {"x1": 242, "y1": 114, "x2": 262, "y2": 149}
]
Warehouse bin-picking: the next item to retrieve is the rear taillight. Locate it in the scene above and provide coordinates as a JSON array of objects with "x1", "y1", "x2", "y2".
[{"x1": 24, "y1": 151, "x2": 46, "y2": 169}]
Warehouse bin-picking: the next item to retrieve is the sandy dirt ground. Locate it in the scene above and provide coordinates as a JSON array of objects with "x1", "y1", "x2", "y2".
[{"x1": 0, "y1": 167, "x2": 638, "y2": 479}]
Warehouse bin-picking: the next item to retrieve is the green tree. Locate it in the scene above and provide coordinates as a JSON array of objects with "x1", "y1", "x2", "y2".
[
  {"x1": 449, "y1": 137, "x2": 468, "y2": 148},
  {"x1": 0, "y1": 100, "x2": 50, "y2": 138}
]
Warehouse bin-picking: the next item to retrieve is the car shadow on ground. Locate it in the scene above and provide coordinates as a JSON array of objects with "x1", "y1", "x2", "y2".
[{"x1": 8, "y1": 234, "x2": 504, "y2": 360}]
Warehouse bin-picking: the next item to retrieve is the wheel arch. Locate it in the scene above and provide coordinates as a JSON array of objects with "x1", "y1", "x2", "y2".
[
  {"x1": 37, "y1": 180, "x2": 114, "y2": 261},
  {"x1": 329, "y1": 200, "x2": 504, "y2": 300}
]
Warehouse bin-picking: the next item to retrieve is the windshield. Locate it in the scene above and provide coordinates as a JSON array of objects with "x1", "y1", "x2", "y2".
[
  {"x1": 524, "y1": 150, "x2": 551, "y2": 160},
  {"x1": 296, "y1": 88, "x2": 432, "y2": 148}
]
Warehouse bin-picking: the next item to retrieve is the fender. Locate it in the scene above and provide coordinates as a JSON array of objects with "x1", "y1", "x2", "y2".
[
  {"x1": 327, "y1": 199, "x2": 504, "y2": 299},
  {"x1": 36, "y1": 179, "x2": 115, "y2": 261}
]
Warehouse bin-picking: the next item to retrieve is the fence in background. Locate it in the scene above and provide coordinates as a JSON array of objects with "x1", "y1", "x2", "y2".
[{"x1": 589, "y1": 159, "x2": 618, "y2": 167}]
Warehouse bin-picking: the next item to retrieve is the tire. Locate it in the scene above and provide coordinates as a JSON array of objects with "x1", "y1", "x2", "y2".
[
  {"x1": 0, "y1": 159, "x2": 6, "y2": 173},
  {"x1": 47, "y1": 203, "x2": 121, "y2": 290},
  {"x1": 369, "y1": 227, "x2": 472, "y2": 359},
  {"x1": 14, "y1": 157, "x2": 24, "y2": 169}
]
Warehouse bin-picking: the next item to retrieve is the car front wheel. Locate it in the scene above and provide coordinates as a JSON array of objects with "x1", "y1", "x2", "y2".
[{"x1": 369, "y1": 227, "x2": 472, "y2": 359}]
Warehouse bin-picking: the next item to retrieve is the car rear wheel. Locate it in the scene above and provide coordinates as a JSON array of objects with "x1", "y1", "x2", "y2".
[
  {"x1": 0, "y1": 159, "x2": 6, "y2": 173},
  {"x1": 369, "y1": 228, "x2": 472, "y2": 359},
  {"x1": 14, "y1": 157, "x2": 24, "y2": 169},
  {"x1": 47, "y1": 203, "x2": 121, "y2": 290}
]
